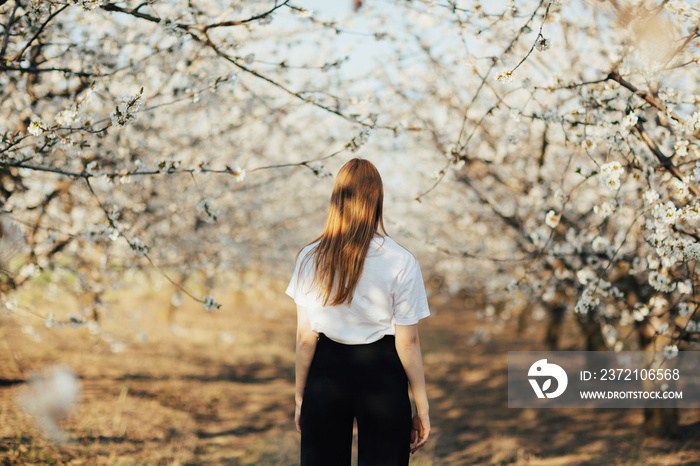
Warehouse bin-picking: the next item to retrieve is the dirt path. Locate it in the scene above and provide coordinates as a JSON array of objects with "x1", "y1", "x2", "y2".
[{"x1": 1, "y1": 287, "x2": 699, "y2": 465}]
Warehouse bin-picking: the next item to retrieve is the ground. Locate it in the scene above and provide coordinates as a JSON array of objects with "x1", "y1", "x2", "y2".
[{"x1": 1, "y1": 281, "x2": 699, "y2": 465}]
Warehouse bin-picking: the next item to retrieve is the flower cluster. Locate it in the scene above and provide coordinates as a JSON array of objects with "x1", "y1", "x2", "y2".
[
  {"x1": 308, "y1": 162, "x2": 331, "y2": 177},
  {"x1": 157, "y1": 158, "x2": 181, "y2": 174},
  {"x1": 56, "y1": 105, "x2": 80, "y2": 126},
  {"x1": 225, "y1": 164, "x2": 246, "y2": 182},
  {"x1": 593, "y1": 201, "x2": 616, "y2": 218},
  {"x1": 28, "y1": 0, "x2": 48, "y2": 21},
  {"x1": 496, "y1": 70, "x2": 514, "y2": 83},
  {"x1": 677, "y1": 302, "x2": 693, "y2": 317},
  {"x1": 599, "y1": 161, "x2": 623, "y2": 190},
  {"x1": 203, "y1": 295, "x2": 221, "y2": 311},
  {"x1": 648, "y1": 270, "x2": 675, "y2": 293},
  {"x1": 196, "y1": 198, "x2": 220, "y2": 223},
  {"x1": 110, "y1": 90, "x2": 145, "y2": 128},
  {"x1": 128, "y1": 238, "x2": 149, "y2": 256},
  {"x1": 160, "y1": 17, "x2": 182, "y2": 36},
  {"x1": 70, "y1": 0, "x2": 104, "y2": 11},
  {"x1": 346, "y1": 127, "x2": 372, "y2": 152},
  {"x1": 535, "y1": 36, "x2": 550, "y2": 52},
  {"x1": 574, "y1": 287, "x2": 599, "y2": 315}
]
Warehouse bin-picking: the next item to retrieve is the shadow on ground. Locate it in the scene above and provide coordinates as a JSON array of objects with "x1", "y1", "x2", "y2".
[{"x1": 1, "y1": 290, "x2": 699, "y2": 465}]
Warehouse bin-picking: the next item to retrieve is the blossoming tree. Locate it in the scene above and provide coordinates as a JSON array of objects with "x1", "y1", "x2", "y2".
[{"x1": 2, "y1": 0, "x2": 699, "y2": 436}]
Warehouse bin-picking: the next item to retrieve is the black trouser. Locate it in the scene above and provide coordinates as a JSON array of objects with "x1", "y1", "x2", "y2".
[{"x1": 300, "y1": 333, "x2": 412, "y2": 466}]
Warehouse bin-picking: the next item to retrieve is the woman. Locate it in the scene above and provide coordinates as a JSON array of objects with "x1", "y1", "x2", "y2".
[{"x1": 286, "y1": 158, "x2": 431, "y2": 465}]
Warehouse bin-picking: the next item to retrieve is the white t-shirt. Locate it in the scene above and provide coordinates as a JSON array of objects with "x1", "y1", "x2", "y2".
[{"x1": 286, "y1": 236, "x2": 431, "y2": 345}]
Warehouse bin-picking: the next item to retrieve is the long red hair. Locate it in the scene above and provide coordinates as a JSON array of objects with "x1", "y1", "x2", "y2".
[{"x1": 302, "y1": 158, "x2": 387, "y2": 306}]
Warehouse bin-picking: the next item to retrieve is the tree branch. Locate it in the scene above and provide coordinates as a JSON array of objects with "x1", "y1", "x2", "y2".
[
  {"x1": 11, "y1": 4, "x2": 69, "y2": 63},
  {"x1": 0, "y1": 0, "x2": 21, "y2": 60},
  {"x1": 633, "y1": 120, "x2": 700, "y2": 197}
]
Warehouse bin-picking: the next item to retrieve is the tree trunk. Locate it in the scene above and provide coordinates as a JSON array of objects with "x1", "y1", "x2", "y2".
[
  {"x1": 643, "y1": 408, "x2": 679, "y2": 437},
  {"x1": 575, "y1": 316, "x2": 607, "y2": 351},
  {"x1": 638, "y1": 320, "x2": 679, "y2": 438},
  {"x1": 544, "y1": 301, "x2": 567, "y2": 350}
]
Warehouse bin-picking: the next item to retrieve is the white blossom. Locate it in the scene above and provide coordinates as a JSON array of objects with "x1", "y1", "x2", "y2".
[
  {"x1": 71, "y1": 0, "x2": 104, "y2": 11},
  {"x1": 621, "y1": 112, "x2": 638, "y2": 128},
  {"x1": 226, "y1": 165, "x2": 246, "y2": 181},
  {"x1": 684, "y1": 111, "x2": 700, "y2": 134},
  {"x1": 128, "y1": 238, "x2": 149, "y2": 256},
  {"x1": 545, "y1": 210, "x2": 560, "y2": 228},
  {"x1": 674, "y1": 139, "x2": 689, "y2": 157},
  {"x1": 535, "y1": 36, "x2": 550, "y2": 52},
  {"x1": 28, "y1": 117, "x2": 45, "y2": 136},
  {"x1": 445, "y1": 143, "x2": 460, "y2": 158},
  {"x1": 659, "y1": 202, "x2": 678, "y2": 225},
  {"x1": 602, "y1": 324, "x2": 617, "y2": 346},
  {"x1": 157, "y1": 158, "x2": 181, "y2": 174},
  {"x1": 599, "y1": 161, "x2": 623, "y2": 190},
  {"x1": 648, "y1": 271, "x2": 675, "y2": 292},
  {"x1": 574, "y1": 288, "x2": 599, "y2": 315},
  {"x1": 683, "y1": 242, "x2": 700, "y2": 261},
  {"x1": 55, "y1": 106, "x2": 79, "y2": 126},
  {"x1": 681, "y1": 201, "x2": 700, "y2": 220},
  {"x1": 203, "y1": 295, "x2": 221, "y2": 311},
  {"x1": 110, "y1": 91, "x2": 144, "y2": 128},
  {"x1": 667, "y1": 1, "x2": 690, "y2": 16},
  {"x1": 633, "y1": 304, "x2": 649, "y2": 322},
  {"x1": 506, "y1": 279, "x2": 519, "y2": 293},
  {"x1": 643, "y1": 190, "x2": 660, "y2": 205},
  {"x1": 580, "y1": 135, "x2": 596, "y2": 150},
  {"x1": 594, "y1": 201, "x2": 616, "y2": 218},
  {"x1": 649, "y1": 296, "x2": 668, "y2": 311},
  {"x1": 677, "y1": 281, "x2": 693, "y2": 296},
  {"x1": 496, "y1": 70, "x2": 514, "y2": 83},
  {"x1": 295, "y1": 8, "x2": 313, "y2": 18},
  {"x1": 576, "y1": 267, "x2": 596, "y2": 285},
  {"x1": 193, "y1": 159, "x2": 209, "y2": 174},
  {"x1": 670, "y1": 179, "x2": 689, "y2": 200},
  {"x1": 346, "y1": 127, "x2": 372, "y2": 152},
  {"x1": 308, "y1": 162, "x2": 331, "y2": 177},
  {"x1": 592, "y1": 236, "x2": 610, "y2": 254},
  {"x1": 662, "y1": 345, "x2": 678, "y2": 359},
  {"x1": 259, "y1": 14, "x2": 274, "y2": 26},
  {"x1": 196, "y1": 198, "x2": 220, "y2": 222},
  {"x1": 160, "y1": 17, "x2": 182, "y2": 36},
  {"x1": 677, "y1": 302, "x2": 692, "y2": 317}
]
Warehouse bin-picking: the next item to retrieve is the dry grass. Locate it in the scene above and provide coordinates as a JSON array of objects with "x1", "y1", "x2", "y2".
[{"x1": 1, "y1": 280, "x2": 699, "y2": 465}]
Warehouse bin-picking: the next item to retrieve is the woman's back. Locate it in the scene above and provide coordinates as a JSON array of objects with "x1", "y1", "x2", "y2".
[
  {"x1": 291, "y1": 158, "x2": 431, "y2": 464},
  {"x1": 287, "y1": 236, "x2": 430, "y2": 345}
]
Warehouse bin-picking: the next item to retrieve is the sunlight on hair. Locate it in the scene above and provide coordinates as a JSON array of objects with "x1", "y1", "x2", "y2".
[{"x1": 305, "y1": 158, "x2": 388, "y2": 306}]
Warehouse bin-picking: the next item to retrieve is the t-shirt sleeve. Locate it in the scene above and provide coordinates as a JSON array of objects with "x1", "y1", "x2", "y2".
[
  {"x1": 285, "y1": 249, "x2": 314, "y2": 306},
  {"x1": 393, "y1": 257, "x2": 431, "y2": 325}
]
